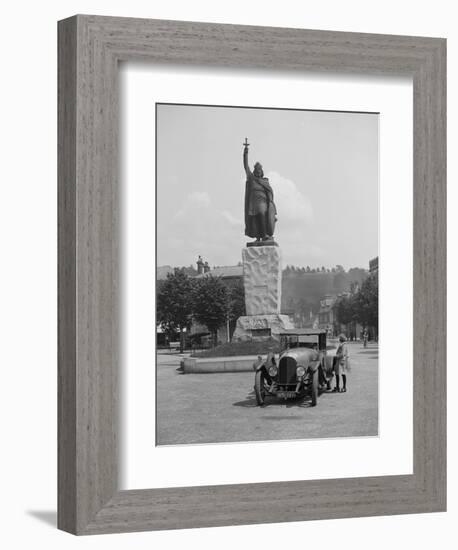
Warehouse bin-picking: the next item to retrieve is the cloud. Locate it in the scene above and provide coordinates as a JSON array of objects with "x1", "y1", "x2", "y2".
[
  {"x1": 267, "y1": 171, "x2": 313, "y2": 224},
  {"x1": 188, "y1": 191, "x2": 211, "y2": 207},
  {"x1": 280, "y1": 229, "x2": 325, "y2": 266},
  {"x1": 266, "y1": 171, "x2": 321, "y2": 266},
  {"x1": 221, "y1": 210, "x2": 242, "y2": 226},
  {"x1": 160, "y1": 179, "x2": 318, "y2": 268},
  {"x1": 160, "y1": 191, "x2": 243, "y2": 266},
  {"x1": 173, "y1": 191, "x2": 211, "y2": 219}
]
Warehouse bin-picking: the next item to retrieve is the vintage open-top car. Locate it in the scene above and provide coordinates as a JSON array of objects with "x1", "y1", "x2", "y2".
[{"x1": 254, "y1": 329, "x2": 336, "y2": 406}]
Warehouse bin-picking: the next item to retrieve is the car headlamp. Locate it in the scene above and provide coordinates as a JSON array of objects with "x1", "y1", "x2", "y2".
[
  {"x1": 268, "y1": 365, "x2": 278, "y2": 377},
  {"x1": 296, "y1": 366, "x2": 306, "y2": 377}
]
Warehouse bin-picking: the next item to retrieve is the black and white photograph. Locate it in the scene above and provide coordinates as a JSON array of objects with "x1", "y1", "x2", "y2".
[
  {"x1": 156, "y1": 103, "x2": 379, "y2": 446},
  {"x1": 2, "y1": 1, "x2": 449, "y2": 545}
]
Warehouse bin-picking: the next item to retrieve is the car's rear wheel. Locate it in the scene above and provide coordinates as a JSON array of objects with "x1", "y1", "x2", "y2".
[
  {"x1": 311, "y1": 369, "x2": 319, "y2": 406},
  {"x1": 254, "y1": 370, "x2": 267, "y2": 406}
]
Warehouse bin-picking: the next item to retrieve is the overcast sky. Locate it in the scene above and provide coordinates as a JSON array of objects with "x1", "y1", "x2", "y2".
[{"x1": 156, "y1": 103, "x2": 378, "y2": 270}]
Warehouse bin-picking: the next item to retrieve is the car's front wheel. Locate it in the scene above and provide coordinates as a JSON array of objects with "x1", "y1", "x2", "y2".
[{"x1": 254, "y1": 370, "x2": 267, "y2": 406}]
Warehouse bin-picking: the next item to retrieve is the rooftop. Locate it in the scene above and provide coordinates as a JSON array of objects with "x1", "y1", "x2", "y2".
[
  {"x1": 279, "y1": 329, "x2": 327, "y2": 335},
  {"x1": 194, "y1": 265, "x2": 243, "y2": 279}
]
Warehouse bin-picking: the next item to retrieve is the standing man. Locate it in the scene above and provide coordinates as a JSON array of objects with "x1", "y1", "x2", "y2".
[
  {"x1": 333, "y1": 334, "x2": 349, "y2": 393},
  {"x1": 243, "y1": 138, "x2": 277, "y2": 243},
  {"x1": 362, "y1": 328, "x2": 368, "y2": 348}
]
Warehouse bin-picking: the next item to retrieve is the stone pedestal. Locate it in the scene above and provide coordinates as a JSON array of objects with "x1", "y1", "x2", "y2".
[
  {"x1": 242, "y1": 245, "x2": 282, "y2": 316},
  {"x1": 232, "y1": 314, "x2": 294, "y2": 342},
  {"x1": 232, "y1": 244, "x2": 294, "y2": 342}
]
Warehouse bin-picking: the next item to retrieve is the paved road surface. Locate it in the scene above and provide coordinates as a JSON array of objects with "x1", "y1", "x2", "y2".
[{"x1": 156, "y1": 343, "x2": 378, "y2": 445}]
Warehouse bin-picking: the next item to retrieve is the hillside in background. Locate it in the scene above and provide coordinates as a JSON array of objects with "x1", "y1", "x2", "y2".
[
  {"x1": 157, "y1": 263, "x2": 369, "y2": 329},
  {"x1": 281, "y1": 266, "x2": 368, "y2": 325}
]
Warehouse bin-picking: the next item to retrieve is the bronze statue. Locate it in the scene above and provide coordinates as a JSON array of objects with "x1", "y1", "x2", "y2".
[{"x1": 243, "y1": 138, "x2": 277, "y2": 244}]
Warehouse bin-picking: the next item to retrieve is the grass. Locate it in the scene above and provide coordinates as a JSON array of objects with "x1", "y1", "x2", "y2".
[{"x1": 191, "y1": 338, "x2": 280, "y2": 358}]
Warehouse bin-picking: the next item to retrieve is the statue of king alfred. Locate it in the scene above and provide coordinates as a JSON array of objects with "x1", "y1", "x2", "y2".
[{"x1": 243, "y1": 138, "x2": 277, "y2": 244}]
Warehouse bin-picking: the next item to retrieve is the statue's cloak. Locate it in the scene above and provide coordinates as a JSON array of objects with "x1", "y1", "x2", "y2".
[{"x1": 244, "y1": 174, "x2": 277, "y2": 238}]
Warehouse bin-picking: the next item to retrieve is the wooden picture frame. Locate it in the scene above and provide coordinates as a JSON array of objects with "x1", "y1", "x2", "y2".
[{"x1": 58, "y1": 14, "x2": 446, "y2": 535}]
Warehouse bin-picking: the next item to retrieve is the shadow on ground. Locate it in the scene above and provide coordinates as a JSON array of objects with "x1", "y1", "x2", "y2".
[
  {"x1": 26, "y1": 510, "x2": 57, "y2": 528},
  {"x1": 233, "y1": 388, "x2": 330, "y2": 409}
]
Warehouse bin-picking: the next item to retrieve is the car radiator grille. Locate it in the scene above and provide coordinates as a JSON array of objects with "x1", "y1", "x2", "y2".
[{"x1": 278, "y1": 357, "x2": 297, "y2": 385}]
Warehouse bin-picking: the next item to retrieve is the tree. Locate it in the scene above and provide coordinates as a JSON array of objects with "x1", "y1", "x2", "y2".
[
  {"x1": 335, "y1": 294, "x2": 358, "y2": 339},
  {"x1": 336, "y1": 296, "x2": 351, "y2": 325},
  {"x1": 336, "y1": 294, "x2": 357, "y2": 325},
  {"x1": 156, "y1": 269, "x2": 194, "y2": 352},
  {"x1": 349, "y1": 281, "x2": 359, "y2": 294},
  {"x1": 353, "y1": 274, "x2": 379, "y2": 337},
  {"x1": 227, "y1": 278, "x2": 246, "y2": 323},
  {"x1": 192, "y1": 275, "x2": 229, "y2": 346},
  {"x1": 336, "y1": 273, "x2": 379, "y2": 340}
]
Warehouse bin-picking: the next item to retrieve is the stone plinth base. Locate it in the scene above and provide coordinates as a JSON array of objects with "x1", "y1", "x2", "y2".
[
  {"x1": 242, "y1": 245, "x2": 282, "y2": 316},
  {"x1": 181, "y1": 355, "x2": 259, "y2": 374},
  {"x1": 246, "y1": 240, "x2": 278, "y2": 247},
  {"x1": 232, "y1": 314, "x2": 294, "y2": 342}
]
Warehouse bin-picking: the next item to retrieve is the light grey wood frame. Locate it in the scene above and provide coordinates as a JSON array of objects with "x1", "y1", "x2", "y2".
[{"x1": 58, "y1": 14, "x2": 446, "y2": 535}]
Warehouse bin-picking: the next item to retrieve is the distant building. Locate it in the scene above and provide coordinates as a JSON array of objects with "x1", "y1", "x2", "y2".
[
  {"x1": 193, "y1": 264, "x2": 243, "y2": 282},
  {"x1": 318, "y1": 295, "x2": 338, "y2": 334},
  {"x1": 196, "y1": 255, "x2": 211, "y2": 275},
  {"x1": 196, "y1": 255, "x2": 204, "y2": 275},
  {"x1": 316, "y1": 256, "x2": 377, "y2": 339},
  {"x1": 369, "y1": 256, "x2": 379, "y2": 275},
  {"x1": 318, "y1": 292, "x2": 364, "y2": 339},
  {"x1": 190, "y1": 257, "x2": 244, "y2": 345},
  {"x1": 156, "y1": 257, "x2": 244, "y2": 348}
]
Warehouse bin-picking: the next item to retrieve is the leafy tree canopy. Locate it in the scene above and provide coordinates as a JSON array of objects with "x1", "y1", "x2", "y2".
[
  {"x1": 227, "y1": 278, "x2": 246, "y2": 322},
  {"x1": 157, "y1": 269, "x2": 195, "y2": 351},
  {"x1": 335, "y1": 273, "x2": 378, "y2": 332},
  {"x1": 192, "y1": 276, "x2": 229, "y2": 340},
  {"x1": 353, "y1": 274, "x2": 379, "y2": 330}
]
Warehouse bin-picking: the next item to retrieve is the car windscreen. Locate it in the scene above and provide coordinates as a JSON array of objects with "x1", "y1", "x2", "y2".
[{"x1": 297, "y1": 335, "x2": 319, "y2": 344}]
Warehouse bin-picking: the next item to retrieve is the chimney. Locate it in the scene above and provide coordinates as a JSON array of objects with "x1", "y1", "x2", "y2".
[{"x1": 196, "y1": 255, "x2": 204, "y2": 275}]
